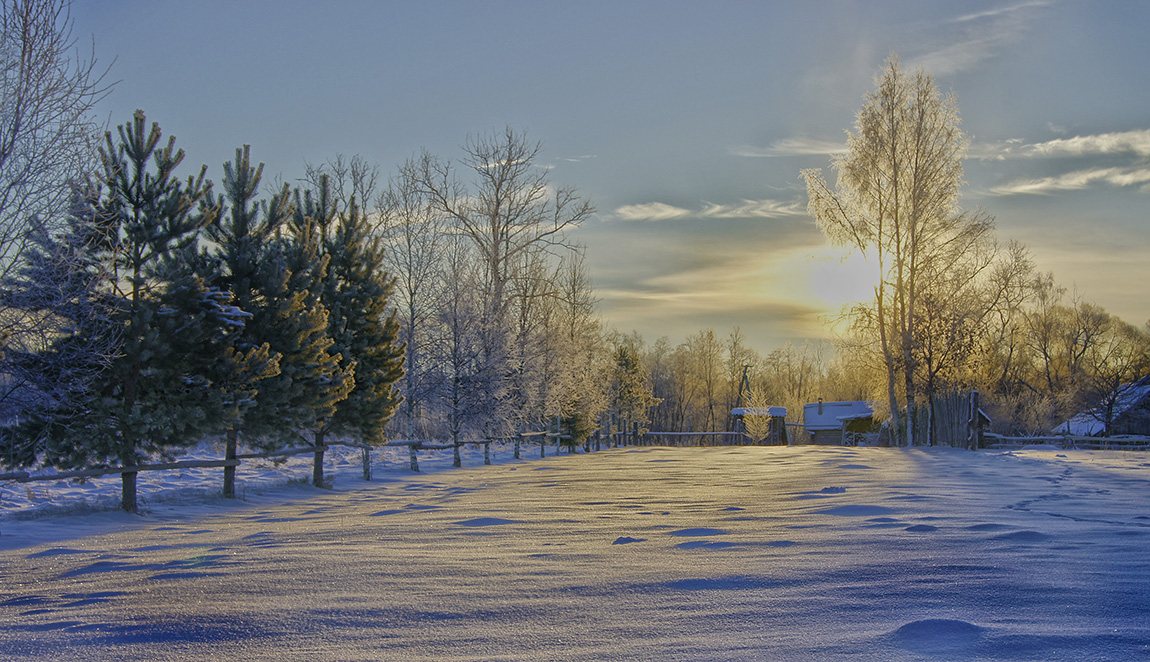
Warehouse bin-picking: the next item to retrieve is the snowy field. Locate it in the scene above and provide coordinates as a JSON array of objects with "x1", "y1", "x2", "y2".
[{"x1": 2, "y1": 444, "x2": 1149, "y2": 661}]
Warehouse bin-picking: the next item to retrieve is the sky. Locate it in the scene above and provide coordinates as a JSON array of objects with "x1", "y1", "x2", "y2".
[{"x1": 69, "y1": 0, "x2": 1150, "y2": 352}]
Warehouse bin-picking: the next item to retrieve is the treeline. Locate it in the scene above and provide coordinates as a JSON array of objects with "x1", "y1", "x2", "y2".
[{"x1": 0, "y1": 113, "x2": 403, "y2": 512}]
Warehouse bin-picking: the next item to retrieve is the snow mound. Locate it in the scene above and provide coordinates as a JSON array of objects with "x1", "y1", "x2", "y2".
[{"x1": 890, "y1": 618, "x2": 983, "y2": 652}]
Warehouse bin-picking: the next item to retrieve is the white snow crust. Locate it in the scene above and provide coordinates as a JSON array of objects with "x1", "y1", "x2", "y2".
[{"x1": 2, "y1": 444, "x2": 1149, "y2": 660}]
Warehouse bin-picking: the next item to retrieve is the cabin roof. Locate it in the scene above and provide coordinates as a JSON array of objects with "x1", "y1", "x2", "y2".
[
  {"x1": 1061, "y1": 375, "x2": 1150, "y2": 436},
  {"x1": 731, "y1": 406, "x2": 787, "y2": 418},
  {"x1": 803, "y1": 401, "x2": 874, "y2": 430}
]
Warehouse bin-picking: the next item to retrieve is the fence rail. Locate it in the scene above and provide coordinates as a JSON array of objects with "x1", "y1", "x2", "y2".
[{"x1": 984, "y1": 434, "x2": 1150, "y2": 450}]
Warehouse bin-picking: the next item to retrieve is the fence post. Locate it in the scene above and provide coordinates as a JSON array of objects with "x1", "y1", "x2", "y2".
[
  {"x1": 968, "y1": 390, "x2": 983, "y2": 450},
  {"x1": 484, "y1": 441, "x2": 491, "y2": 465},
  {"x1": 409, "y1": 444, "x2": 420, "y2": 472},
  {"x1": 632, "y1": 421, "x2": 640, "y2": 446}
]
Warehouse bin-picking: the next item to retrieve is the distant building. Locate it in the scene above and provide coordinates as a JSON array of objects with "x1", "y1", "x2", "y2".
[
  {"x1": 803, "y1": 400, "x2": 875, "y2": 445},
  {"x1": 730, "y1": 406, "x2": 788, "y2": 445},
  {"x1": 1061, "y1": 376, "x2": 1150, "y2": 437}
]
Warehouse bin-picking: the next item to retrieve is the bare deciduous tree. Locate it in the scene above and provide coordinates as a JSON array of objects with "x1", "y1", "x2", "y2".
[
  {"x1": 0, "y1": 0, "x2": 111, "y2": 380},
  {"x1": 377, "y1": 151, "x2": 447, "y2": 439}
]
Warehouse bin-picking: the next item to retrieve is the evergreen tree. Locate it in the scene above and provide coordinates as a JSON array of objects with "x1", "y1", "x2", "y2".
[
  {"x1": 287, "y1": 180, "x2": 357, "y2": 487},
  {"x1": 323, "y1": 197, "x2": 404, "y2": 443},
  {"x1": 4, "y1": 111, "x2": 231, "y2": 512},
  {"x1": 0, "y1": 184, "x2": 117, "y2": 467},
  {"x1": 305, "y1": 189, "x2": 403, "y2": 486},
  {"x1": 202, "y1": 147, "x2": 290, "y2": 498},
  {"x1": 610, "y1": 343, "x2": 658, "y2": 432}
]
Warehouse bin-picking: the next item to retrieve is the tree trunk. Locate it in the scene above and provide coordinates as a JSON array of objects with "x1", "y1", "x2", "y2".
[
  {"x1": 121, "y1": 470, "x2": 138, "y2": 513},
  {"x1": 120, "y1": 441, "x2": 138, "y2": 513},
  {"x1": 223, "y1": 428, "x2": 238, "y2": 498},
  {"x1": 313, "y1": 428, "x2": 327, "y2": 488}
]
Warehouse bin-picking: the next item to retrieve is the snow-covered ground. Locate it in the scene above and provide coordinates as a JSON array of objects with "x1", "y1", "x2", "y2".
[{"x1": 2, "y1": 444, "x2": 1149, "y2": 660}]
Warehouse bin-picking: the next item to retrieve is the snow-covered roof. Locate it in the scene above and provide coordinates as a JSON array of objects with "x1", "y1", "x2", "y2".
[
  {"x1": 803, "y1": 401, "x2": 874, "y2": 430},
  {"x1": 731, "y1": 406, "x2": 787, "y2": 418},
  {"x1": 1061, "y1": 375, "x2": 1150, "y2": 436}
]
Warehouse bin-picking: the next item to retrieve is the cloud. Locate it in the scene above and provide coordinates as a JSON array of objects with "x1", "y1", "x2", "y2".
[
  {"x1": 612, "y1": 198, "x2": 806, "y2": 222},
  {"x1": 910, "y1": 0, "x2": 1051, "y2": 76},
  {"x1": 989, "y1": 166, "x2": 1150, "y2": 196},
  {"x1": 613, "y1": 202, "x2": 692, "y2": 222},
  {"x1": 971, "y1": 129, "x2": 1150, "y2": 162},
  {"x1": 729, "y1": 137, "x2": 845, "y2": 158},
  {"x1": 1025, "y1": 130, "x2": 1150, "y2": 159},
  {"x1": 700, "y1": 199, "x2": 807, "y2": 219}
]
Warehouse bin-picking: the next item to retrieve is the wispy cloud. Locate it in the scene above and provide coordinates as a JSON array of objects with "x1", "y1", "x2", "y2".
[
  {"x1": 614, "y1": 202, "x2": 692, "y2": 222},
  {"x1": 1025, "y1": 130, "x2": 1150, "y2": 159},
  {"x1": 972, "y1": 129, "x2": 1150, "y2": 162},
  {"x1": 612, "y1": 198, "x2": 805, "y2": 222},
  {"x1": 910, "y1": 0, "x2": 1051, "y2": 76},
  {"x1": 700, "y1": 199, "x2": 806, "y2": 218},
  {"x1": 729, "y1": 137, "x2": 845, "y2": 158},
  {"x1": 989, "y1": 166, "x2": 1150, "y2": 196}
]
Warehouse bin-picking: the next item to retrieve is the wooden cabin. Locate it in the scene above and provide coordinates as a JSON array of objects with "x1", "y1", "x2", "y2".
[{"x1": 802, "y1": 400, "x2": 875, "y2": 445}]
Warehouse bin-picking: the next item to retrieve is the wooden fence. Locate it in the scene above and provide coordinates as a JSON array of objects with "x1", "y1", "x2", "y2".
[{"x1": 983, "y1": 434, "x2": 1150, "y2": 450}]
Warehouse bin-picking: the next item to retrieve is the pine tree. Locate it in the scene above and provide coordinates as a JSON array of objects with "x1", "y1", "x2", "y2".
[
  {"x1": 287, "y1": 180, "x2": 356, "y2": 487},
  {"x1": 307, "y1": 191, "x2": 403, "y2": 486},
  {"x1": 610, "y1": 343, "x2": 658, "y2": 432},
  {"x1": 324, "y1": 198, "x2": 404, "y2": 440},
  {"x1": 0, "y1": 184, "x2": 117, "y2": 467},
  {"x1": 202, "y1": 146, "x2": 290, "y2": 498},
  {"x1": 6, "y1": 111, "x2": 230, "y2": 513}
]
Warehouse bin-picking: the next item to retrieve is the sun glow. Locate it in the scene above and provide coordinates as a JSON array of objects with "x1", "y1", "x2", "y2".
[{"x1": 807, "y1": 247, "x2": 878, "y2": 309}]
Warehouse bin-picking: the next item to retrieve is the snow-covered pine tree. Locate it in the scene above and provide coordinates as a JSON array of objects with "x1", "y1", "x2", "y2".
[
  {"x1": 9, "y1": 111, "x2": 235, "y2": 513},
  {"x1": 0, "y1": 184, "x2": 118, "y2": 468}
]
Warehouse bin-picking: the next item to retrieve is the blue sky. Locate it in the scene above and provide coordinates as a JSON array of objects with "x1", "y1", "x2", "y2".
[{"x1": 72, "y1": 1, "x2": 1150, "y2": 351}]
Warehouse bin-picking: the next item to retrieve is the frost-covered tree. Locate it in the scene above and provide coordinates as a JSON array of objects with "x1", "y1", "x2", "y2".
[
  {"x1": 421, "y1": 128, "x2": 593, "y2": 438},
  {"x1": 4, "y1": 111, "x2": 235, "y2": 512},
  {"x1": 803, "y1": 56, "x2": 971, "y2": 446},
  {"x1": 0, "y1": 0, "x2": 112, "y2": 411},
  {"x1": 0, "y1": 184, "x2": 116, "y2": 454},
  {"x1": 377, "y1": 151, "x2": 447, "y2": 440}
]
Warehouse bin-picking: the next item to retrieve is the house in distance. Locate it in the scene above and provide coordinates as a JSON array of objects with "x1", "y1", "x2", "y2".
[
  {"x1": 803, "y1": 399, "x2": 876, "y2": 445},
  {"x1": 1061, "y1": 375, "x2": 1150, "y2": 437}
]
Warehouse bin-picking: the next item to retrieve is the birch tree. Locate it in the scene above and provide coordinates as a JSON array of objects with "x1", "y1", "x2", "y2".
[
  {"x1": 421, "y1": 128, "x2": 593, "y2": 438},
  {"x1": 803, "y1": 56, "x2": 968, "y2": 446},
  {"x1": 377, "y1": 151, "x2": 446, "y2": 440}
]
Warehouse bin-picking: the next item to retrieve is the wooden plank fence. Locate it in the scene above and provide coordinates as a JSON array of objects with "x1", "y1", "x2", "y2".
[{"x1": 983, "y1": 434, "x2": 1150, "y2": 451}]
